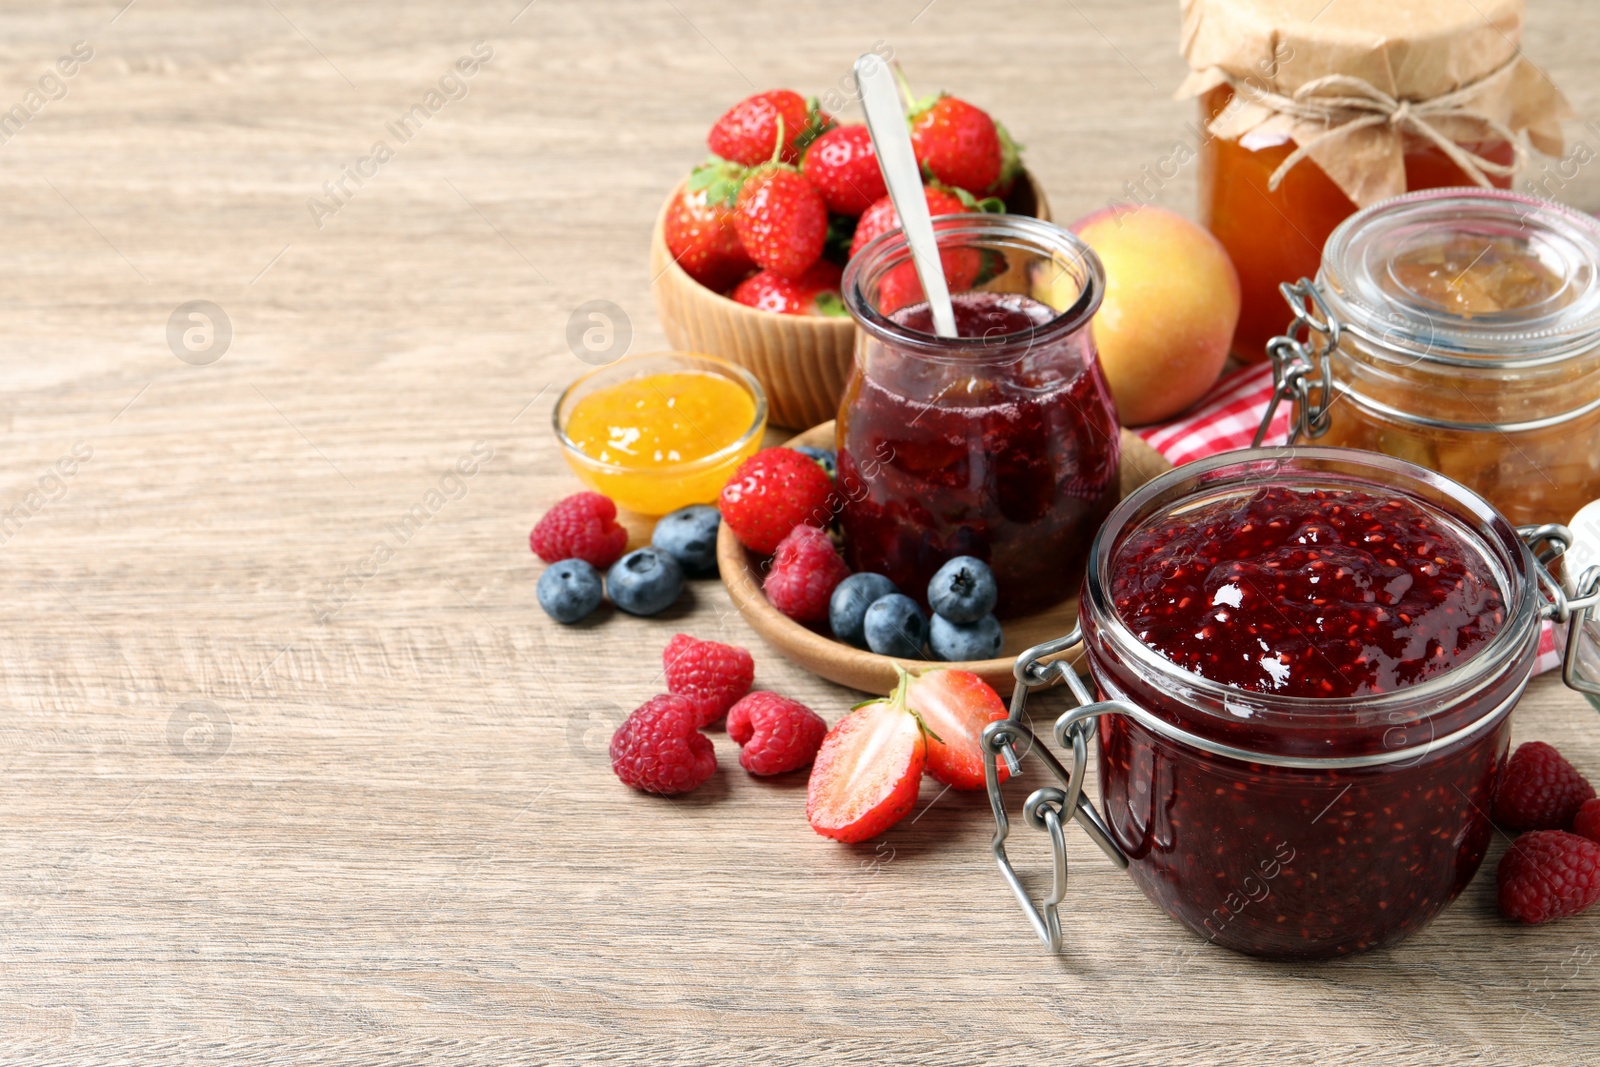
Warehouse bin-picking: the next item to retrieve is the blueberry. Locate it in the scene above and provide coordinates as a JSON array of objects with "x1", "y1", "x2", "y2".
[
  {"x1": 929, "y1": 613, "x2": 1004, "y2": 661},
  {"x1": 607, "y1": 547, "x2": 685, "y2": 616},
  {"x1": 927, "y1": 556, "x2": 999, "y2": 623},
  {"x1": 829, "y1": 572, "x2": 900, "y2": 648},
  {"x1": 863, "y1": 594, "x2": 928, "y2": 658},
  {"x1": 537, "y1": 559, "x2": 604, "y2": 624},
  {"x1": 651, "y1": 505, "x2": 721, "y2": 576},
  {"x1": 792, "y1": 445, "x2": 836, "y2": 480}
]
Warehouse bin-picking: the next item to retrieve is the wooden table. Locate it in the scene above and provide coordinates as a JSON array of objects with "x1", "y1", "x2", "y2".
[{"x1": 2, "y1": 1, "x2": 1597, "y2": 1062}]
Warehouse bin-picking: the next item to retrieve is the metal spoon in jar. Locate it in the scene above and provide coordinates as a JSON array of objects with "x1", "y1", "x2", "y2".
[{"x1": 854, "y1": 52, "x2": 958, "y2": 339}]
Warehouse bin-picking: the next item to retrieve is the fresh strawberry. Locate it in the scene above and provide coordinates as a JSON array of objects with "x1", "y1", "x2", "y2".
[
  {"x1": 731, "y1": 260, "x2": 844, "y2": 316},
  {"x1": 909, "y1": 94, "x2": 1002, "y2": 195},
  {"x1": 849, "y1": 186, "x2": 973, "y2": 258},
  {"x1": 666, "y1": 163, "x2": 754, "y2": 292},
  {"x1": 990, "y1": 122, "x2": 1023, "y2": 200},
  {"x1": 734, "y1": 165, "x2": 828, "y2": 280},
  {"x1": 708, "y1": 90, "x2": 830, "y2": 166},
  {"x1": 875, "y1": 251, "x2": 985, "y2": 316},
  {"x1": 807, "y1": 673, "x2": 927, "y2": 843},
  {"x1": 850, "y1": 187, "x2": 985, "y2": 315},
  {"x1": 903, "y1": 667, "x2": 1009, "y2": 790},
  {"x1": 801, "y1": 124, "x2": 886, "y2": 217},
  {"x1": 718, "y1": 447, "x2": 836, "y2": 555}
]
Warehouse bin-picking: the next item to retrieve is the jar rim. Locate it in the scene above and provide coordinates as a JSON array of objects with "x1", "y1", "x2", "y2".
[
  {"x1": 1319, "y1": 188, "x2": 1600, "y2": 365},
  {"x1": 842, "y1": 213, "x2": 1104, "y2": 365},
  {"x1": 1081, "y1": 446, "x2": 1542, "y2": 729}
]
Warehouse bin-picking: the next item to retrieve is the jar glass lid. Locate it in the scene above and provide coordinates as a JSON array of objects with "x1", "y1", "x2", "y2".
[{"x1": 1320, "y1": 188, "x2": 1600, "y2": 367}]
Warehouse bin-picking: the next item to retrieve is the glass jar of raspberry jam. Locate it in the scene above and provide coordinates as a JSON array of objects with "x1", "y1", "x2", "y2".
[
  {"x1": 1257, "y1": 189, "x2": 1600, "y2": 528},
  {"x1": 837, "y1": 214, "x2": 1121, "y2": 617},
  {"x1": 981, "y1": 449, "x2": 1600, "y2": 959}
]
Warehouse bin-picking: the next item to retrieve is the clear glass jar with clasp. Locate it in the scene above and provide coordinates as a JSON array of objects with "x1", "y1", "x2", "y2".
[
  {"x1": 981, "y1": 449, "x2": 1600, "y2": 960},
  {"x1": 1255, "y1": 188, "x2": 1600, "y2": 527}
]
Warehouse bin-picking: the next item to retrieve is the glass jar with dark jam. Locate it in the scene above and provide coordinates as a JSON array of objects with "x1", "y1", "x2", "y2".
[
  {"x1": 837, "y1": 214, "x2": 1121, "y2": 617},
  {"x1": 983, "y1": 449, "x2": 1598, "y2": 960}
]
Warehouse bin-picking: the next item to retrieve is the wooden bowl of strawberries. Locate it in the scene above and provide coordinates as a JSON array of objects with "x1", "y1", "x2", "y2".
[{"x1": 650, "y1": 85, "x2": 1051, "y2": 429}]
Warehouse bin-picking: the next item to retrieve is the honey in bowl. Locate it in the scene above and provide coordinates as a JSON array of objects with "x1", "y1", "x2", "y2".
[{"x1": 555, "y1": 355, "x2": 765, "y2": 516}]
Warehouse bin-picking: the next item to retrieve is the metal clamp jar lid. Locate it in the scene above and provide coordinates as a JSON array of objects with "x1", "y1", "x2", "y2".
[
  {"x1": 984, "y1": 448, "x2": 1600, "y2": 957},
  {"x1": 1252, "y1": 189, "x2": 1600, "y2": 527}
]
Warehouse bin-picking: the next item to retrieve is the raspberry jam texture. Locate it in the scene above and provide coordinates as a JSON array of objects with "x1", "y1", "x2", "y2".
[
  {"x1": 837, "y1": 291, "x2": 1121, "y2": 618},
  {"x1": 1084, "y1": 477, "x2": 1530, "y2": 958},
  {"x1": 1110, "y1": 487, "x2": 1507, "y2": 699},
  {"x1": 1095, "y1": 709, "x2": 1510, "y2": 958}
]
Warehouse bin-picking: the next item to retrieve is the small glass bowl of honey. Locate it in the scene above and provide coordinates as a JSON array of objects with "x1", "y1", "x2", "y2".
[{"x1": 554, "y1": 352, "x2": 767, "y2": 516}]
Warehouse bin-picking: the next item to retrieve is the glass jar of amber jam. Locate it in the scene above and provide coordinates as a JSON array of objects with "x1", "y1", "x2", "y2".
[
  {"x1": 837, "y1": 214, "x2": 1122, "y2": 618},
  {"x1": 1200, "y1": 86, "x2": 1514, "y2": 363},
  {"x1": 981, "y1": 449, "x2": 1599, "y2": 960},
  {"x1": 1258, "y1": 189, "x2": 1600, "y2": 528}
]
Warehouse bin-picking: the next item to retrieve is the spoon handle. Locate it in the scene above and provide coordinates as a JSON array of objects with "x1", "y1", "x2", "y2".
[{"x1": 854, "y1": 53, "x2": 958, "y2": 339}]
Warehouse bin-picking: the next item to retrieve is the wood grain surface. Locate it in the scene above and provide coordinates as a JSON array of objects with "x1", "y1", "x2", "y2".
[{"x1": 1, "y1": 2, "x2": 1598, "y2": 1064}]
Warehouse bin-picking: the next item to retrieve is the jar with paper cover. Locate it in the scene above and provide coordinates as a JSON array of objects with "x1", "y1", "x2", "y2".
[{"x1": 1178, "y1": 0, "x2": 1570, "y2": 362}]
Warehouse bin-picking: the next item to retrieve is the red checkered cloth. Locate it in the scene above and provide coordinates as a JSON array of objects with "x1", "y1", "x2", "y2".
[{"x1": 1135, "y1": 363, "x2": 1563, "y2": 677}]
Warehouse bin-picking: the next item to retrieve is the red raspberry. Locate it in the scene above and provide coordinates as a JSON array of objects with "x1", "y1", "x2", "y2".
[
  {"x1": 727, "y1": 692, "x2": 828, "y2": 775},
  {"x1": 662, "y1": 633, "x2": 755, "y2": 727},
  {"x1": 609, "y1": 695, "x2": 716, "y2": 796},
  {"x1": 718, "y1": 447, "x2": 836, "y2": 555},
  {"x1": 763, "y1": 524, "x2": 850, "y2": 624},
  {"x1": 1575, "y1": 797, "x2": 1600, "y2": 843},
  {"x1": 1497, "y1": 830, "x2": 1600, "y2": 924},
  {"x1": 530, "y1": 492, "x2": 629, "y2": 569},
  {"x1": 1492, "y1": 741, "x2": 1596, "y2": 831}
]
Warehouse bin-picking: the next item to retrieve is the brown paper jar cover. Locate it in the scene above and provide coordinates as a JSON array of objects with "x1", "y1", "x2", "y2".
[{"x1": 1177, "y1": 0, "x2": 1570, "y2": 207}]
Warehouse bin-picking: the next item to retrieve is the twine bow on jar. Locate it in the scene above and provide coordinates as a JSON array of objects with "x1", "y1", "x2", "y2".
[{"x1": 1228, "y1": 57, "x2": 1530, "y2": 195}]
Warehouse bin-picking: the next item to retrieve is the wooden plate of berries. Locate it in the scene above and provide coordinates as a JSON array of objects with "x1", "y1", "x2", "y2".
[{"x1": 718, "y1": 422, "x2": 1171, "y2": 696}]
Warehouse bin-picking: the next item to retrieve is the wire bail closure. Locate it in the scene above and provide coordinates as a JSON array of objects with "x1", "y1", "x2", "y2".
[
  {"x1": 1520, "y1": 523, "x2": 1600, "y2": 698},
  {"x1": 981, "y1": 629, "x2": 1129, "y2": 954},
  {"x1": 1253, "y1": 278, "x2": 1338, "y2": 448}
]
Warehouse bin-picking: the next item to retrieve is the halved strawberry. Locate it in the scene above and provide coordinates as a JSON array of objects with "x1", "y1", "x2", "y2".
[
  {"x1": 904, "y1": 667, "x2": 1008, "y2": 790},
  {"x1": 806, "y1": 674, "x2": 927, "y2": 843}
]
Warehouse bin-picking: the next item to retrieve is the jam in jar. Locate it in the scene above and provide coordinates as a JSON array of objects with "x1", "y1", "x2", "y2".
[
  {"x1": 1200, "y1": 83, "x2": 1514, "y2": 363},
  {"x1": 1262, "y1": 189, "x2": 1600, "y2": 527},
  {"x1": 837, "y1": 214, "x2": 1121, "y2": 617},
  {"x1": 1074, "y1": 450, "x2": 1546, "y2": 958}
]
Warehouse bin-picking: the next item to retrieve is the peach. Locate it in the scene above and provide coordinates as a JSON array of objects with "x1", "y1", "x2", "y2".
[{"x1": 1065, "y1": 204, "x2": 1240, "y2": 426}]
